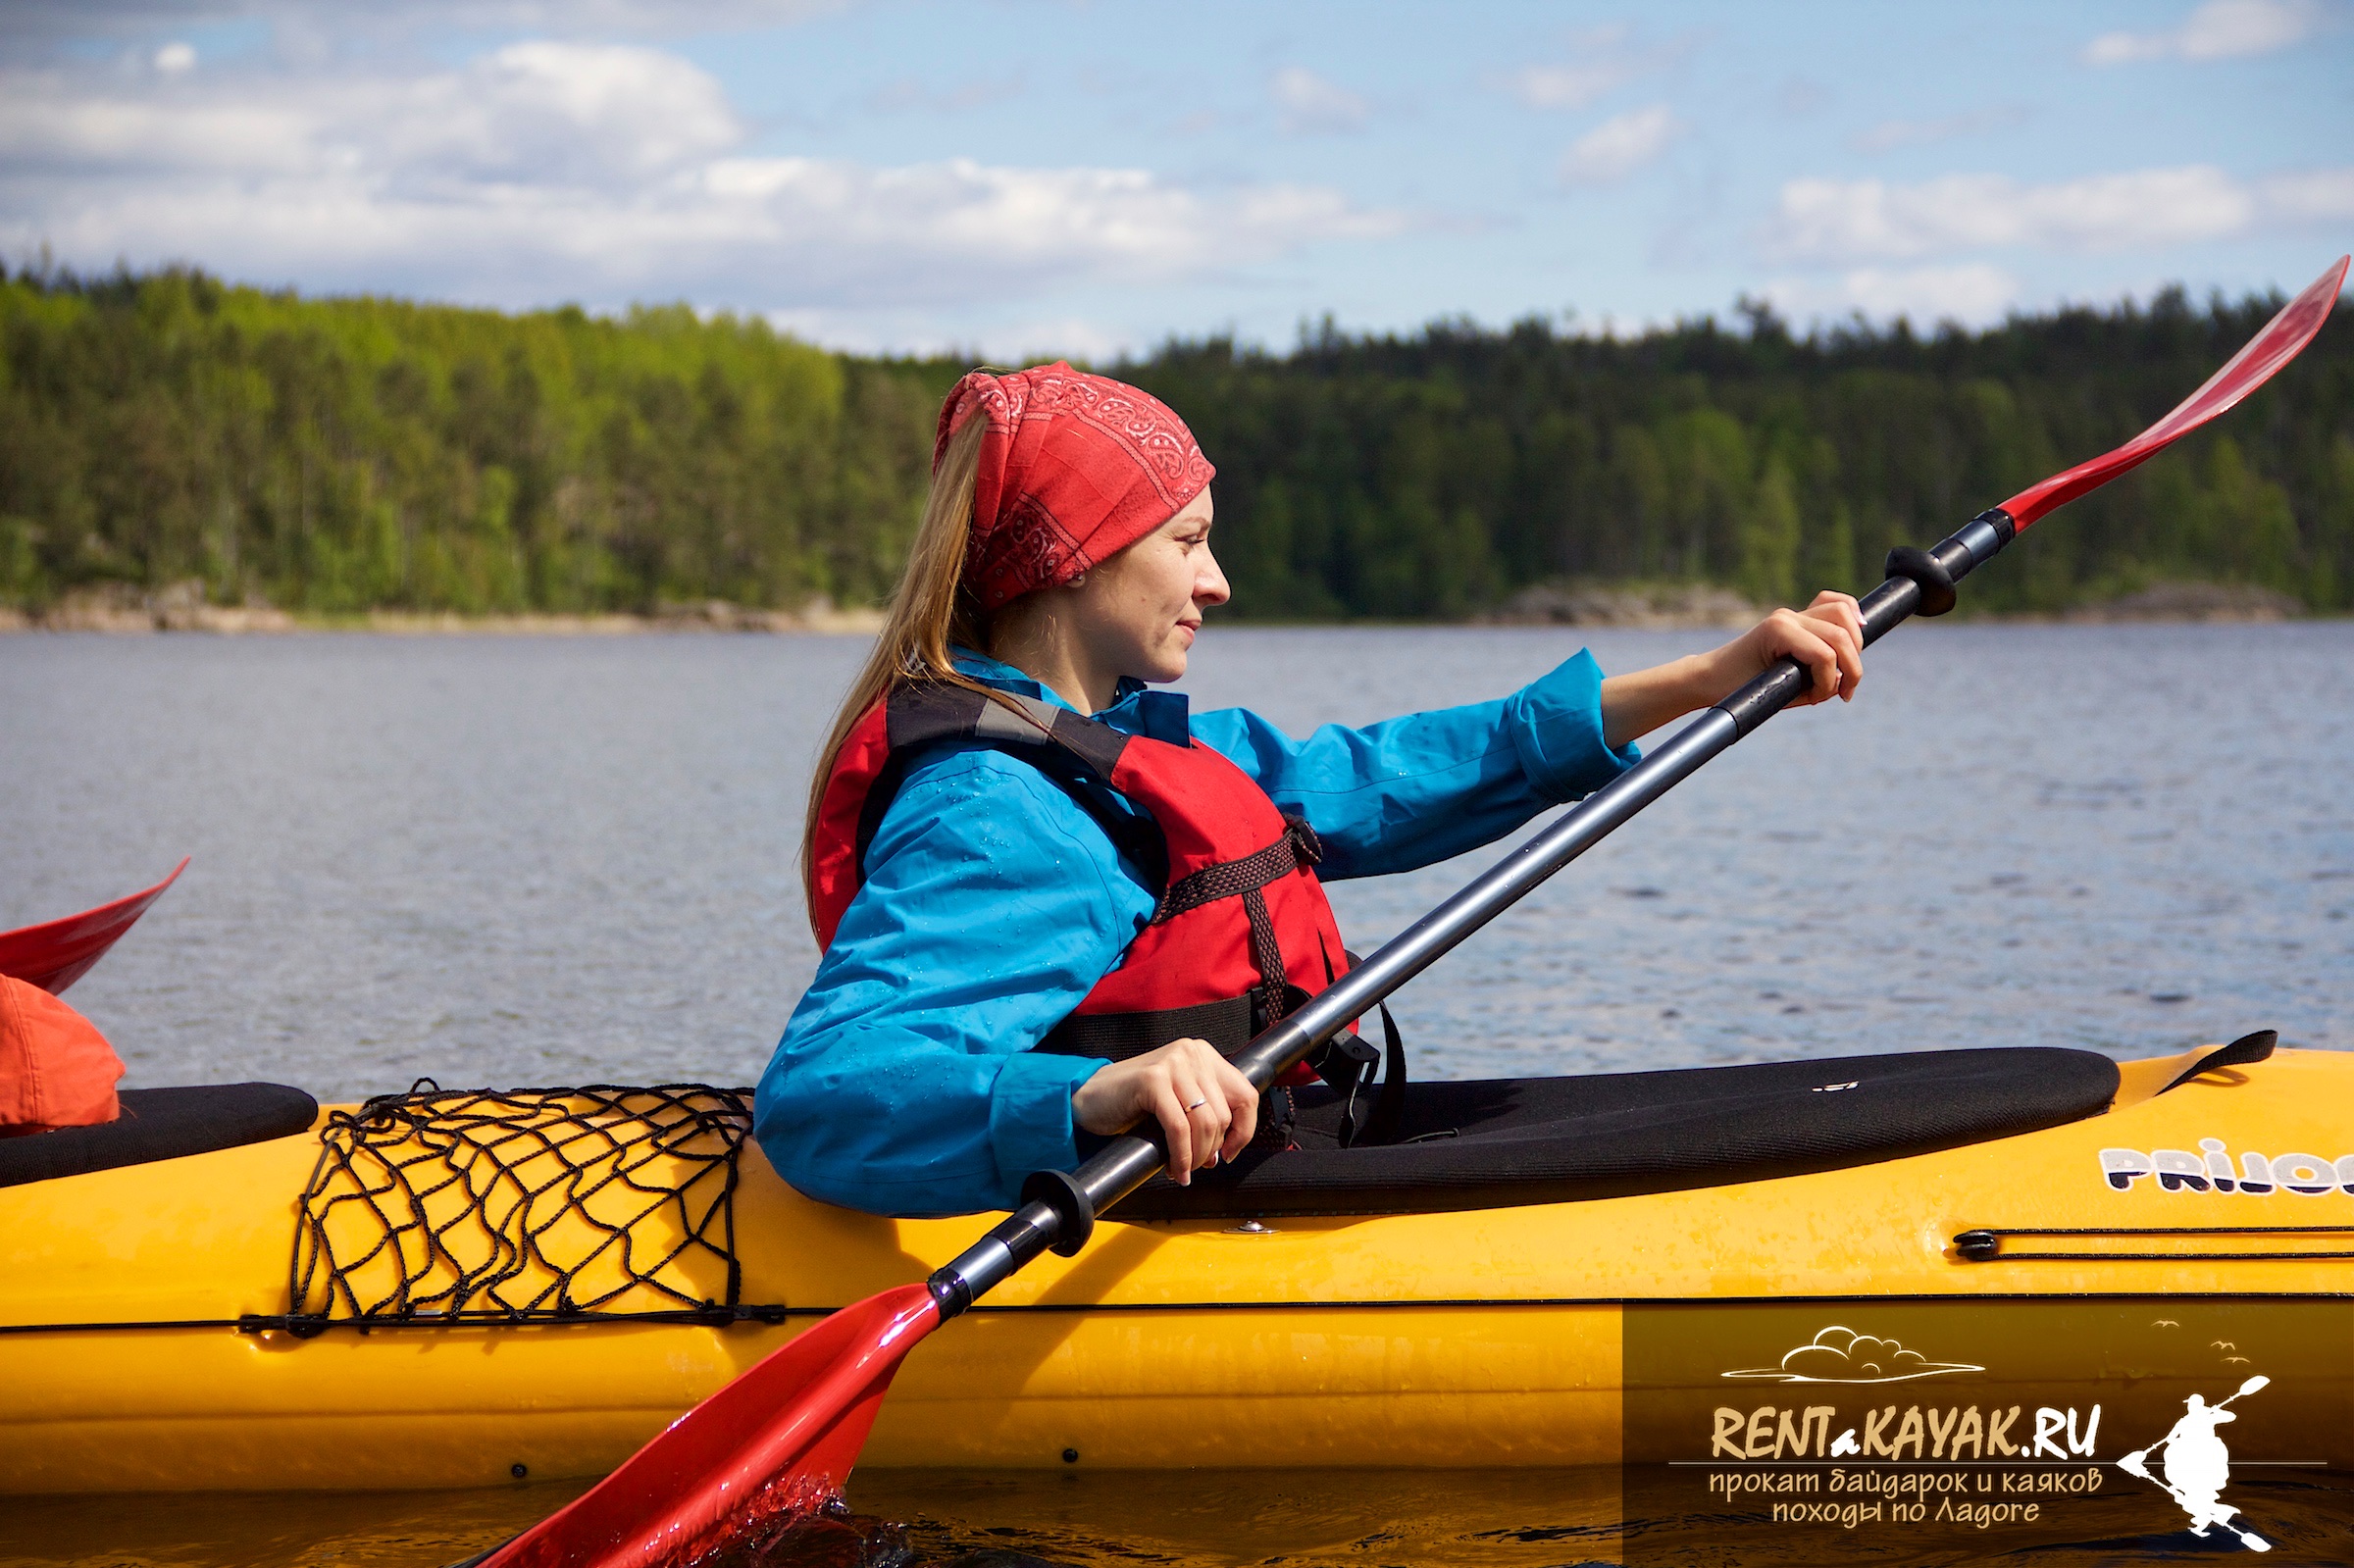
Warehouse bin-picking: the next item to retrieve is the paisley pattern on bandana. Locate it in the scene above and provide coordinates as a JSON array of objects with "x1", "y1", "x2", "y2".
[{"x1": 934, "y1": 362, "x2": 1215, "y2": 610}]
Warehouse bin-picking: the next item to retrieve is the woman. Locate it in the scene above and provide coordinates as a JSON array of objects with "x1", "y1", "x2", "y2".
[{"x1": 755, "y1": 363, "x2": 1864, "y2": 1218}]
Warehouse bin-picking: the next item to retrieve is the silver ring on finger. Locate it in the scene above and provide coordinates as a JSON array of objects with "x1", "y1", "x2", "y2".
[{"x1": 1186, "y1": 1097, "x2": 1207, "y2": 1111}]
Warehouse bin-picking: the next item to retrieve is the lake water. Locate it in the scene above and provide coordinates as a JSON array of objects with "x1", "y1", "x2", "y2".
[
  {"x1": 3, "y1": 622, "x2": 2350, "y2": 1567},
  {"x1": 6, "y1": 623, "x2": 2349, "y2": 1094}
]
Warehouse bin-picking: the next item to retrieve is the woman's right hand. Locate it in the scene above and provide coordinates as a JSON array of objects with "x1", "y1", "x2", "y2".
[
  {"x1": 1599, "y1": 589, "x2": 1867, "y2": 748},
  {"x1": 1070, "y1": 1037, "x2": 1258, "y2": 1185}
]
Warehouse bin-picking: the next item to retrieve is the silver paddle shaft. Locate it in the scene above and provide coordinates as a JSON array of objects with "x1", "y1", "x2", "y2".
[
  {"x1": 929, "y1": 512, "x2": 2013, "y2": 1314},
  {"x1": 1241, "y1": 510, "x2": 2014, "y2": 1079}
]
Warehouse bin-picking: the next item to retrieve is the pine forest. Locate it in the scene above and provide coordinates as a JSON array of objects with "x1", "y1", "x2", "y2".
[{"x1": 3, "y1": 265, "x2": 2349, "y2": 622}]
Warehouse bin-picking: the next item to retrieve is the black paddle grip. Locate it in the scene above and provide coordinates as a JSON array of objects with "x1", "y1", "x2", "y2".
[
  {"x1": 1718, "y1": 509, "x2": 2016, "y2": 738},
  {"x1": 929, "y1": 1128, "x2": 1170, "y2": 1316},
  {"x1": 1019, "y1": 1167, "x2": 1096, "y2": 1256},
  {"x1": 1884, "y1": 546, "x2": 1957, "y2": 616}
]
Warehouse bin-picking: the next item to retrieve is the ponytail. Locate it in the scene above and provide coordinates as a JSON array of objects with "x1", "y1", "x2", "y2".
[{"x1": 799, "y1": 412, "x2": 1007, "y2": 932}]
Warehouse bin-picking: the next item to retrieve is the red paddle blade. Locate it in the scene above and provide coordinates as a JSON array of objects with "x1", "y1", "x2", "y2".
[
  {"x1": 0, "y1": 858, "x2": 189, "y2": 994},
  {"x1": 483, "y1": 1284, "x2": 940, "y2": 1568},
  {"x1": 2001, "y1": 256, "x2": 2347, "y2": 532}
]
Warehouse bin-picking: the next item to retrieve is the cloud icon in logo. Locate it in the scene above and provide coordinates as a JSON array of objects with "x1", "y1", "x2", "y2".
[{"x1": 1723, "y1": 1325, "x2": 1985, "y2": 1384}]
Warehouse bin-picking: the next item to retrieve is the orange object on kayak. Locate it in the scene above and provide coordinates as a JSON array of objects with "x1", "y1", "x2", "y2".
[
  {"x1": 0, "y1": 976, "x2": 125, "y2": 1133},
  {"x1": 0, "y1": 858, "x2": 186, "y2": 995}
]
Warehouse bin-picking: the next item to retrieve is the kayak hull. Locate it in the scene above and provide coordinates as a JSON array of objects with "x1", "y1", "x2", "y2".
[{"x1": 3, "y1": 1047, "x2": 2348, "y2": 1492}]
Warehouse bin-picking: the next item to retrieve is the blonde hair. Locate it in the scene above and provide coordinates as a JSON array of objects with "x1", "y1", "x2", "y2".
[{"x1": 800, "y1": 412, "x2": 1017, "y2": 927}]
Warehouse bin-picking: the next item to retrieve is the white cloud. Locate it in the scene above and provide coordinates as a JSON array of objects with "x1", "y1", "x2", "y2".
[
  {"x1": 2260, "y1": 167, "x2": 2354, "y2": 221},
  {"x1": 763, "y1": 304, "x2": 1134, "y2": 362},
  {"x1": 0, "y1": 80, "x2": 314, "y2": 174},
  {"x1": 1847, "y1": 105, "x2": 2015, "y2": 155},
  {"x1": 1496, "y1": 23, "x2": 1701, "y2": 115},
  {"x1": 153, "y1": 41, "x2": 195, "y2": 75},
  {"x1": 1765, "y1": 264, "x2": 2021, "y2": 328},
  {"x1": 1758, "y1": 163, "x2": 2354, "y2": 262},
  {"x1": 1499, "y1": 63, "x2": 1627, "y2": 112},
  {"x1": 1559, "y1": 103, "x2": 1678, "y2": 185},
  {"x1": 430, "y1": 0, "x2": 851, "y2": 27},
  {"x1": 400, "y1": 41, "x2": 744, "y2": 185},
  {"x1": 867, "y1": 72, "x2": 1025, "y2": 115},
  {"x1": 0, "y1": 44, "x2": 1403, "y2": 319},
  {"x1": 2084, "y1": 0, "x2": 2327, "y2": 64},
  {"x1": 0, "y1": 42, "x2": 738, "y2": 183},
  {"x1": 2, "y1": 1, "x2": 854, "y2": 46},
  {"x1": 692, "y1": 157, "x2": 1396, "y2": 295},
  {"x1": 1270, "y1": 66, "x2": 1370, "y2": 134}
]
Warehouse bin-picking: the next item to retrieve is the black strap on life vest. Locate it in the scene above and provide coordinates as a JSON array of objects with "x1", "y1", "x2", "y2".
[
  {"x1": 1038, "y1": 992, "x2": 1255, "y2": 1060},
  {"x1": 1037, "y1": 982, "x2": 1407, "y2": 1149},
  {"x1": 1151, "y1": 814, "x2": 1322, "y2": 922},
  {"x1": 1329, "y1": 1002, "x2": 1408, "y2": 1150},
  {"x1": 1038, "y1": 814, "x2": 1357, "y2": 1087},
  {"x1": 857, "y1": 683, "x2": 1164, "y2": 890},
  {"x1": 1319, "y1": 946, "x2": 1406, "y2": 1149},
  {"x1": 1149, "y1": 814, "x2": 1324, "y2": 1027}
]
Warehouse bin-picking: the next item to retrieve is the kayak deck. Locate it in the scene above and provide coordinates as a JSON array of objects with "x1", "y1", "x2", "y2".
[{"x1": 1118, "y1": 1043, "x2": 2124, "y2": 1218}]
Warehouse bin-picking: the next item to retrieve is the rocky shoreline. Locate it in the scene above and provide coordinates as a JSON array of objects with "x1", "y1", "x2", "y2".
[
  {"x1": 0, "y1": 582, "x2": 888, "y2": 635},
  {"x1": 0, "y1": 579, "x2": 2318, "y2": 635},
  {"x1": 2045, "y1": 582, "x2": 2305, "y2": 623},
  {"x1": 1477, "y1": 582, "x2": 1766, "y2": 630},
  {"x1": 1476, "y1": 579, "x2": 2312, "y2": 629}
]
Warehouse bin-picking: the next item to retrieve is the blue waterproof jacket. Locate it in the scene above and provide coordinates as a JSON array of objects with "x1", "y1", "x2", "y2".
[{"x1": 753, "y1": 647, "x2": 1639, "y2": 1217}]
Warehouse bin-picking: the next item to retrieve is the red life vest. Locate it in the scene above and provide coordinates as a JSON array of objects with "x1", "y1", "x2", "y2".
[{"x1": 808, "y1": 682, "x2": 1352, "y2": 1066}]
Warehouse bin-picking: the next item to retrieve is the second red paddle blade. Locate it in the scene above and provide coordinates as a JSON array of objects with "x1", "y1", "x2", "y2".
[
  {"x1": 0, "y1": 858, "x2": 189, "y2": 994},
  {"x1": 484, "y1": 1284, "x2": 941, "y2": 1568},
  {"x1": 2002, "y1": 255, "x2": 2348, "y2": 531}
]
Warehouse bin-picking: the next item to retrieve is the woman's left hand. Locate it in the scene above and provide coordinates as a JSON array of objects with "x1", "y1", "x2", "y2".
[
  {"x1": 1706, "y1": 590, "x2": 1866, "y2": 709},
  {"x1": 1599, "y1": 589, "x2": 1868, "y2": 748}
]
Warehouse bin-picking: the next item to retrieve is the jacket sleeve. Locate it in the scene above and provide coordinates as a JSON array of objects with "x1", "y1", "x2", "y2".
[
  {"x1": 752, "y1": 748, "x2": 1149, "y2": 1218},
  {"x1": 1187, "y1": 648, "x2": 1639, "y2": 881}
]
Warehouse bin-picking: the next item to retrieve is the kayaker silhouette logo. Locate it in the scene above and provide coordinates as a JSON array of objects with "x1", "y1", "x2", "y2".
[
  {"x1": 2119, "y1": 1376, "x2": 2272, "y2": 1552},
  {"x1": 1721, "y1": 1325, "x2": 1984, "y2": 1385}
]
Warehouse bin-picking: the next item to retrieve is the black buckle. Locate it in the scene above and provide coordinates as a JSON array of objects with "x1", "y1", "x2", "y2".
[{"x1": 1282, "y1": 814, "x2": 1324, "y2": 868}]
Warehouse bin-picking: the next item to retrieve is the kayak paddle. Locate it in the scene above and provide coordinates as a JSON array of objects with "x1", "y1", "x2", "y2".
[
  {"x1": 0, "y1": 858, "x2": 189, "y2": 995},
  {"x1": 479, "y1": 254, "x2": 2347, "y2": 1568}
]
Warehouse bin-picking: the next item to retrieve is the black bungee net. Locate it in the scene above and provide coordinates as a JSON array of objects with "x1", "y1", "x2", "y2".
[{"x1": 259, "y1": 1080, "x2": 791, "y2": 1338}]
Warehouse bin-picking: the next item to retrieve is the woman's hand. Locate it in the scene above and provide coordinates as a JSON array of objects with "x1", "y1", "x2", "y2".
[
  {"x1": 1709, "y1": 591, "x2": 1866, "y2": 709},
  {"x1": 1599, "y1": 590, "x2": 1866, "y2": 748},
  {"x1": 1070, "y1": 1037, "x2": 1257, "y2": 1185}
]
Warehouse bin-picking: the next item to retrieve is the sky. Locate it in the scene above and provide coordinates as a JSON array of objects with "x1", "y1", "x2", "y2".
[{"x1": 1, "y1": 0, "x2": 2349, "y2": 358}]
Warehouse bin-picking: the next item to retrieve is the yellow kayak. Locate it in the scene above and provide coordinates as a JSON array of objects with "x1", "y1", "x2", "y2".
[{"x1": 2, "y1": 1037, "x2": 2348, "y2": 1495}]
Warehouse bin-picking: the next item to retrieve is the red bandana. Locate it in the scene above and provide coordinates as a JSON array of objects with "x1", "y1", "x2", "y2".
[{"x1": 934, "y1": 363, "x2": 1215, "y2": 611}]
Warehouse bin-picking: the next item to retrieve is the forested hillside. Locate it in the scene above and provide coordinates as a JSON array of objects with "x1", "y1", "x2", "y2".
[
  {"x1": 0, "y1": 267, "x2": 961, "y2": 617},
  {"x1": 4, "y1": 265, "x2": 2350, "y2": 620}
]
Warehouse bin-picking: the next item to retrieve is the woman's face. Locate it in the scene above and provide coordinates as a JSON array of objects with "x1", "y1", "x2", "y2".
[{"x1": 1068, "y1": 485, "x2": 1229, "y2": 684}]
